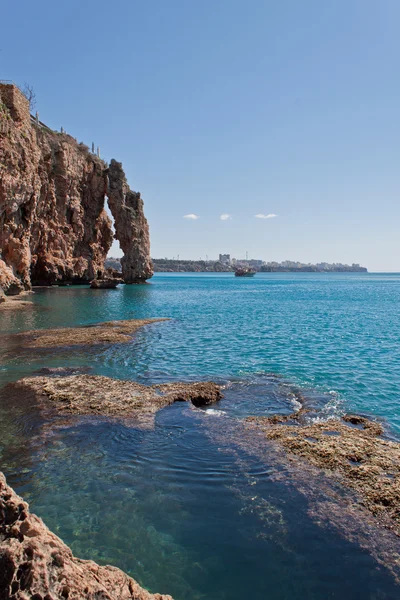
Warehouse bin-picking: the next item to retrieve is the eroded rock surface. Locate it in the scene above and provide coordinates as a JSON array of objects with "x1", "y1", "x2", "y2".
[
  {"x1": 246, "y1": 412, "x2": 400, "y2": 536},
  {"x1": 0, "y1": 260, "x2": 25, "y2": 295},
  {"x1": 107, "y1": 160, "x2": 153, "y2": 283},
  {"x1": 0, "y1": 83, "x2": 152, "y2": 294},
  {"x1": 12, "y1": 375, "x2": 221, "y2": 424},
  {"x1": 13, "y1": 318, "x2": 168, "y2": 349},
  {"x1": 0, "y1": 472, "x2": 173, "y2": 600}
]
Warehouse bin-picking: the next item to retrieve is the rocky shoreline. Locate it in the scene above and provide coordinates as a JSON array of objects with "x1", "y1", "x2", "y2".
[
  {"x1": 246, "y1": 410, "x2": 400, "y2": 537},
  {"x1": 1, "y1": 315, "x2": 400, "y2": 595},
  {"x1": 0, "y1": 317, "x2": 222, "y2": 598},
  {"x1": 0, "y1": 473, "x2": 173, "y2": 600},
  {"x1": 0, "y1": 83, "x2": 153, "y2": 295},
  {"x1": 10, "y1": 375, "x2": 221, "y2": 428}
]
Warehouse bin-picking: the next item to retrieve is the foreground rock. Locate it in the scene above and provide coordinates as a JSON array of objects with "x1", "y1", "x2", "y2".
[
  {"x1": 246, "y1": 412, "x2": 400, "y2": 536},
  {"x1": 14, "y1": 318, "x2": 168, "y2": 349},
  {"x1": 0, "y1": 472, "x2": 172, "y2": 600},
  {"x1": 13, "y1": 375, "x2": 221, "y2": 424},
  {"x1": 0, "y1": 82, "x2": 152, "y2": 293}
]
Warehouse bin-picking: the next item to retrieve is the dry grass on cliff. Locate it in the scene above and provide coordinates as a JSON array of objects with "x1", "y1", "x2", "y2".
[
  {"x1": 16, "y1": 318, "x2": 168, "y2": 348},
  {"x1": 13, "y1": 375, "x2": 221, "y2": 423},
  {"x1": 246, "y1": 413, "x2": 400, "y2": 536}
]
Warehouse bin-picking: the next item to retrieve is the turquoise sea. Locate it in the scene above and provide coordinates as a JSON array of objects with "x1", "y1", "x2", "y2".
[{"x1": 1, "y1": 272, "x2": 400, "y2": 599}]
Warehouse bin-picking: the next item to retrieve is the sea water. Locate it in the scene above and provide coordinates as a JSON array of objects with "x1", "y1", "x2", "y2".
[{"x1": 1, "y1": 272, "x2": 400, "y2": 599}]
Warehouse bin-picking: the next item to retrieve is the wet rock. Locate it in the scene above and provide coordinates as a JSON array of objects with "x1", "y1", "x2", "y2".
[
  {"x1": 0, "y1": 472, "x2": 173, "y2": 599},
  {"x1": 14, "y1": 318, "x2": 168, "y2": 348},
  {"x1": 13, "y1": 375, "x2": 222, "y2": 422},
  {"x1": 246, "y1": 412, "x2": 400, "y2": 535},
  {"x1": 0, "y1": 289, "x2": 36, "y2": 311}
]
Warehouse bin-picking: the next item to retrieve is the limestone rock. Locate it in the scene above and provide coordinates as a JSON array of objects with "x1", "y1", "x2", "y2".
[
  {"x1": 246, "y1": 411, "x2": 400, "y2": 535},
  {"x1": 0, "y1": 472, "x2": 173, "y2": 600},
  {"x1": 0, "y1": 83, "x2": 153, "y2": 293},
  {"x1": 14, "y1": 318, "x2": 168, "y2": 348},
  {"x1": 89, "y1": 278, "x2": 122, "y2": 289},
  {"x1": 0, "y1": 259, "x2": 25, "y2": 295},
  {"x1": 14, "y1": 374, "x2": 222, "y2": 418},
  {"x1": 107, "y1": 160, "x2": 153, "y2": 283}
]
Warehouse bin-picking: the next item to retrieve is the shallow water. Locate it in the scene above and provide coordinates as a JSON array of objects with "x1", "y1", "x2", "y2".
[{"x1": 1, "y1": 273, "x2": 400, "y2": 598}]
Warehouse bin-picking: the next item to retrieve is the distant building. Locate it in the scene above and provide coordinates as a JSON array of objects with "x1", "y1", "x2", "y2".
[
  {"x1": 219, "y1": 254, "x2": 231, "y2": 265},
  {"x1": 248, "y1": 259, "x2": 264, "y2": 267}
]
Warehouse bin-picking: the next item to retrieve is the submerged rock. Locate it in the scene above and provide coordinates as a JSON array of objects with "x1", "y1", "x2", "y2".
[
  {"x1": 0, "y1": 288, "x2": 36, "y2": 310},
  {"x1": 13, "y1": 318, "x2": 168, "y2": 348},
  {"x1": 246, "y1": 412, "x2": 400, "y2": 536},
  {"x1": 0, "y1": 472, "x2": 173, "y2": 600}
]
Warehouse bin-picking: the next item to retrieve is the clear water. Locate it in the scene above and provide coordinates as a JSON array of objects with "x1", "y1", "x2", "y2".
[{"x1": 1, "y1": 273, "x2": 400, "y2": 599}]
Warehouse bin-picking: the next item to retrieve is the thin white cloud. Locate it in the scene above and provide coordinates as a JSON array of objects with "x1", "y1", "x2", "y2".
[
  {"x1": 220, "y1": 213, "x2": 232, "y2": 221},
  {"x1": 254, "y1": 213, "x2": 278, "y2": 219},
  {"x1": 183, "y1": 214, "x2": 200, "y2": 220}
]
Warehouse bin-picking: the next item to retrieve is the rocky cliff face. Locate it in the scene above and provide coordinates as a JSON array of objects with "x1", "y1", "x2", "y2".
[
  {"x1": 0, "y1": 84, "x2": 153, "y2": 294},
  {"x1": 107, "y1": 160, "x2": 153, "y2": 283}
]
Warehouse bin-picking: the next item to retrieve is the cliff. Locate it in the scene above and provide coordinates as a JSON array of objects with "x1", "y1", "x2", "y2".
[
  {"x1": 108, "y1": 160, "x2": 153, "y2": 283},
  {"x1": 0, "y1": 83, "x2": 153, "y2": 294},
  {"x1": 0, "y1": 472, "x2": 172, "y2": 599}
]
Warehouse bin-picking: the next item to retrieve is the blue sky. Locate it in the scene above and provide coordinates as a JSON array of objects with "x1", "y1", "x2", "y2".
[{"x1": 2, "y1": 0, "x2": 399, "y2": 270}]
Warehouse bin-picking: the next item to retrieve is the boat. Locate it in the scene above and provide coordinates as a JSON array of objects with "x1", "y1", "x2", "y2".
[{"x1": 234, "y1": 267, "x2": 256, "y2": 277}]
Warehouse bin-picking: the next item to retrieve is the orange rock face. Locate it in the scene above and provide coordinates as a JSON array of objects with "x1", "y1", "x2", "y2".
[
  {"x1": 0, "y1": 84, "x2": 153, "y2": 294},
  {"x1": 107, "y1": 160, "x2": 153, "y2": 283},
  {"x1": 0, "y1": 472, "x2": 173, "y2": 600}
]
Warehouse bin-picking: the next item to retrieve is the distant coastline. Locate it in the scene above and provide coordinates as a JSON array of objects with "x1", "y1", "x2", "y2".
[{"x1": 105, "y1": 257, "x2": 368, "y2": 274}]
